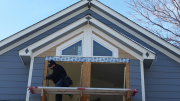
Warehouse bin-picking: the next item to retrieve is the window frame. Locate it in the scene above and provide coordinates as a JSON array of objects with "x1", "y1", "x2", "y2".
[{"x1": 56, "y1": 34, "x2": 84, "y2": 57}]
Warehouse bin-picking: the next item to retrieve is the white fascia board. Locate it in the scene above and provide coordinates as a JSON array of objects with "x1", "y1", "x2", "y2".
[
  {"x1": 91, "y1": 26, "x2": 142, "y2": 60},
  {"x1": 91, "y1": 0, "x2": 180, "y2": 56},
  {"x1": 0, "y1": 7, "x2": 89, "y2": 55},
  {"x1": 19, "y1": 16, "x2": 87, "y2": 57},
  {"x1": 91, "y1": 7, "x2": 180, "y2": 63},
  {"x1": 0, "y1": 0, "x2": 88, "y2": 48},
  {"x1": 33, "y1": 26, "x2": 86, "y2": 57},
  {"x1": 90, "y1": 16, "x2": 156, "y2": 60}
]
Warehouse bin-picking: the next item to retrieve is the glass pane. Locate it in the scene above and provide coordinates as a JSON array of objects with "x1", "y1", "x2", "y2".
[
  {"x1": 62, "y1": 40, "x2": 82, "y2": 56},
  {"x1": 93, "y1": 40, "x2": 112, "y2": 56}
]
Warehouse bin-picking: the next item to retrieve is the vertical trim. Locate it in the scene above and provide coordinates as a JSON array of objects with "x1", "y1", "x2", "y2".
[
  {"x1": 83, "y1": 25, "x2": 92, "y2": 57},
  {"x1": 140, "y1": 60, "x2": 146, "y2": 101},
  {"x1": 25, "y1": 57, "x2": 34, "y2": 101}
]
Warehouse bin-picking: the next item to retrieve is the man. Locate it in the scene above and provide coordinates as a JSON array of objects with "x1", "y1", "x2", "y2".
[{"x1": 45, "y1": 60, "x2": 72, "y2": 101}]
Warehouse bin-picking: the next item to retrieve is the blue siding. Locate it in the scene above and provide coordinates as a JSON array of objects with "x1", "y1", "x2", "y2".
[
  {"x1": 0, "y1": 51, "x2": 28, "y2": 100},
  {"x1": 130, "y1": 60, "x2": 142, "y2": 101}
]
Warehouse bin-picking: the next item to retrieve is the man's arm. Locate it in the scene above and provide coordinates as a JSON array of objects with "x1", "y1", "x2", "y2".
[{"x1": 46, "y1": 67, "x2": 59, "y2": 79}]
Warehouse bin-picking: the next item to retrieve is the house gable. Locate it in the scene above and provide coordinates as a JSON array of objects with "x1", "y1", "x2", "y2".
[{"x1": 19, "y1": 16, "x2": 156, "y2": 67}]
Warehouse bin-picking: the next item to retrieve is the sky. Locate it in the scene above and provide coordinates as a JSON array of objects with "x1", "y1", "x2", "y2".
[{"x1": 0, "y1": 0, "x2": 132, "y2": 41}]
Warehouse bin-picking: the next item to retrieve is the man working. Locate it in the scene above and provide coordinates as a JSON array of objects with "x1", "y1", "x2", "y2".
[{"x1": 45, "y1": 60, "x2": 72, "y2": 101}]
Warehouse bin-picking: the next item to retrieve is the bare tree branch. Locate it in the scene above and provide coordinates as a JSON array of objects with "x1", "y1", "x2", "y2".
[{"x1": 126, "y1": 0, "x2": 180, "y2": 47}]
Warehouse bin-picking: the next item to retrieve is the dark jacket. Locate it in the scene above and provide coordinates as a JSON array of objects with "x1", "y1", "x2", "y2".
[{"x1": 46, "y1": 64, "x2": 67, "y2": 84}]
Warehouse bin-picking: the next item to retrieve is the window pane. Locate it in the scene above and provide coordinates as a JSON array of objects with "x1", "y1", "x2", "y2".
[
  {"x1": 93, "y1": 40, "x2": 112, "y2": 56},
  {"x1": 62, "y1": 40, "x2": 82, "y2": 56}
]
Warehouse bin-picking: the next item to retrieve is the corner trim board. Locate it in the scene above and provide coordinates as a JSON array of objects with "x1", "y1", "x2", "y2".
[{"x1": 25, "y1": 56, "x2": 34, "y2": 101}]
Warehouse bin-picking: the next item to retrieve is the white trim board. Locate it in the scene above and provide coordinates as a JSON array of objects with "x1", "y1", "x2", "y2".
[
  {"x1": 0, "y1": 0, "x2": 88, "y2": 48},
  {"x1": 91, "y1": 0, "x2": 180, "y2": 56},
  {"x1": 25, "y1": 56, "x2": 34, "y2": 101},
  {"x1": 0, "y1": 6, "x2": 89, "y2": 55}
]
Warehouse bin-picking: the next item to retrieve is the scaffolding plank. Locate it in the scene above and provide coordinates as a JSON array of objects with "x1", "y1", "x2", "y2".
[{"x1": 28, "y1": 87, "x2": 138, "y2": 96}]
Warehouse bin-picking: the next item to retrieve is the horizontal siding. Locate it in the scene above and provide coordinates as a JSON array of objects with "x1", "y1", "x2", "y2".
[
  {"x1": 0, "y1": 81, "x2": 27, "y2": 88},
  {"x1": 0, "y1": 50, "x2": 20, "y2": 56},
  {"x1": 0, "y1": 68, "x2": 29, "y2": 75},
  {"x1": 145, "y1": 85, "x2": 180, "y2": 92},
  {"x1": 0, "y1": 88, "x2": 26, "y2": 94},
  {"x1": 146, "y1": 98, "x2": 180, "y2": 101},
  {"x1": 130, "y1": 59, "x2": 142, "y2": 101},
  {"x1": 0, "y1": 95, "x2": 26, "y2": 100},
  {"x1": 0, "y1": 50, "x2": 28, "y2": 100},
  {"x1": 145, "y1": 72, "x2": 180, "y2": 79},
  {"x1": 0, "y1": 62, "x2": 29, "y2": 68},
  {"x1": 0, "y1": 56, "x2": 23, "y2": 62},
  {"x1": 0, "y1": 75, "x2": 28, "y2": 82}
]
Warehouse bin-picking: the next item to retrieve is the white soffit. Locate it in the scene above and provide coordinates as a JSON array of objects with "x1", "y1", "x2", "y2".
[
  {"x1": 0, "y1": 1, "x2": 89, "y2": 55},
  {"x1": 91, "y1": 0, "x2": 180, "y2": 62}
]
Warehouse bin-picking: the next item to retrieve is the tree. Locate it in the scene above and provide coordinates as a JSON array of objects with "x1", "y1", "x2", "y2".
[{"x1": 126, "y1": 0, "x2": 180, "y2": 47}]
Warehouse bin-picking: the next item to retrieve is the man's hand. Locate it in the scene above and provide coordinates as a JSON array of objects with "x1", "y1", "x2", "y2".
[{"x1": 44, "y1": 76, "x2": 46, "y2": 79}]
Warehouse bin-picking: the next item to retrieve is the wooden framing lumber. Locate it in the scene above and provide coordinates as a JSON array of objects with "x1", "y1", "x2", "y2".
[
  {"x1": 41, "y1": 60, "x2": 48, "y2": 101},
  {"x1": 42, "y1": 61, "x2": 48, "y2": 86},
  {"x1": 41, "y1": 89, "x2": 47, "y2": 101},
  {"x1": 80, "y1": 62, "x2": 91, "y2": 101},
  {"x1": 126, "y1": 91, "x2": 130, "y2": 101},
  {"x1": 125, "y1": 63, "x2": 130, "y2": 101}
]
